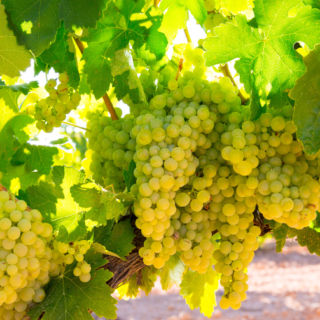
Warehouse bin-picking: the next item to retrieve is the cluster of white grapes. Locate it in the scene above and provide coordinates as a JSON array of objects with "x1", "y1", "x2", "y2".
[
  {"x1": 80, "y1": 41, "x2": 320, "y2": 311},
  {"x1": 51, "y1": 240, "x2": 92, "y2": 283},
  {"x1": 24, "y1": 72, "x2": 81, "y2": 133},
  {"x1": 0, "y1": 186, "x2": 94, "y2": 319},
  {"x1": 83, "y1": 108, "x2": 136, "y2": 192},
  {"x1": 0, "y1": 187, "x2": 53, "y2": 320},
  {"x1": 203, "y1": 0, "x2": 227, "y2": 34}
]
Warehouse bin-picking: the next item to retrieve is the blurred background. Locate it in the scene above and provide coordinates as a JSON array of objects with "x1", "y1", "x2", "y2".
[
  {"x1": 17, "y1": 14, "x2": 320, "y2": 320},
  {"x1": 95, "y1": 238, "x2": 320, "y2": 320}
]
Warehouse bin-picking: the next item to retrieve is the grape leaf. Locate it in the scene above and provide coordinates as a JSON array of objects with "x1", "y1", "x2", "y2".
[
  {"x1": 0, "y1": 80, "x2": 38, "y2": 112},
  {"x1": 27, "y1": 166, "x2": 93, "y2": 243},
  {"x1": 289, "y1": 45, "x2": 320, "y2": 155},
  {"x1": 220, "y1": 0, "x2": 254, "y2": 14},
  {"x1": 0, "y1": 114, "x2": 35, "y2": 162},
  {"x1": 39, "y1": 22, "x2": 80, "y2": 89},
  {"x1": 268, "y1": 220, "x2": 289, "y2": 253},
  {"x1": 159, "y1": 2, "x2": 188, "y2": 45},
  {"x1": 71, "y1": 182, "x2": 101, "y2": 208},
  {"x1": 0, "y1": 162, "x2": 43, "y2": 195},
  {"x1": 288, "y1": 226, "x2": 320, "y2": 256},
  {"x1": 304, "y1": 0, "x2": 320, "y2": 9},
  {"x1": 0, "y1": 88, "x2": 20, "y2": 113},
  {"x1": 159, "y1": 0, "x2": 206, "y2": 44},
  {"x1": 0, "y1": 5, "x2": 32, "y2": 77},
  {"x1": 11, "y1": 144, "x2": 59, "y2": 175},
  {"x1": 34, "y1": 57, "x2": 48, "y2": 76},
  {"x1": 50, "y1": 137, "x2": 69, "y2": 145},
  {"x1": 82, "y1": 0, "x2": 167, "y2": 98},
  {"x1": 59, "y1": 0, "x2": 110, "y2": 31},
  {"x1": 28, "y1": 249, "x2": 117, "y2": 320},
  {"x1": 92, "y1": 219, "x2": 135, "y2": 260},
  {"x1": 311, "y1": 212, "x2": 320, "y2": 232},
  {"x1": 112, "y1": 48, "x2": 147, "y2": 104},
  {"x1": 2, "y1": 0, "x2": 60, "y2": 56},
  {"x1": 0, "y1": 80, "x2": 39, "y2": 96},
  {"x1": 180, "y1": 268, "x2": 219, "y2": 318},
  {"x1": 117, "y1": 273, "x2": 140, "y2": 299},
  {"x1": 203, "y1": 0, "x2": 320, "y2": 111},
  {"x1": 160, "y1": 254, "x2": 186, "y2": 291},
  {"x1": 140, "y1": 267, "x2": 157, "y2": 296},
  {"x1": 123, "y1": 160, "x2": 136, "y2": 191}
]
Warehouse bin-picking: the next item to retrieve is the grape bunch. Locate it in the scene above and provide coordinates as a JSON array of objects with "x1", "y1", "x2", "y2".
[
  {"x1": 0, "y1": 187, "x2": 53, "y2": 320},
  {"x1": 24, "y1": 72, "x2": 81, "y2": 133},
  {"x1": 51, "y1": 240, "x2": 92, "y2": 283},
  {"x1": 80, "y1": 40, "x2": 320, "y2": 311},
  {"x1": 82, "y1": 108, "x2": 136, "y2": 192}
]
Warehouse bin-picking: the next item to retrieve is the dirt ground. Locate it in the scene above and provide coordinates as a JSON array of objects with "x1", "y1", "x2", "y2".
[{"x1": 94, "y1": 239, "x2": 320, "y2": 320}]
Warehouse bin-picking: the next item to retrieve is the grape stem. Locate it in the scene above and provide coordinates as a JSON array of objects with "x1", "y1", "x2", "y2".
[
  {"x1": 184, "y1": 28, "x2": 192, "y2": 43},
  {"x1": 175, "y1": 58, "x2": 184, "y2": 81},
  {"x1": 220, "y1": 63, "x2": 248, "y2": 104},
  {"x1": 62, "y1": 121, "x2": 91, "y2": 132},
  {"x1": 73, "y1": 37, "x2": 119, "y2": 120}
]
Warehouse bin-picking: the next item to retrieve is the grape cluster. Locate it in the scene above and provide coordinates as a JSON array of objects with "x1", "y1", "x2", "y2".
[
  {"x1": 203, "y1": 0, "x2": 227, "y2": 34},
  {"x1": 83, "y1": 108, "x2": 136, "y2": 192},
  {"x1": 80, "y1": 39, "x2": 320, "y2": 311},
  {"x1": 25, "y1": 72, "x2": 81, "y2": 133},
  {"x1": 0, "y1": 188, "x2": 53, "y2": 320},
  {"x1": 51, "y1": 240, "x2": 92, "y2": 283}
]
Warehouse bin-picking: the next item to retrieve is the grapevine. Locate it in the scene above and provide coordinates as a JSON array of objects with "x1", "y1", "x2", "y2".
[{"x1": 0, "y1": 0, "x2": 320, "y2": 319}]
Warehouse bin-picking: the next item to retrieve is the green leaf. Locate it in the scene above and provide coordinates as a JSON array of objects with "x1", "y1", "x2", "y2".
[
  {"x1": 0, "y1": 80, "x2": 39, "y2": 96},
  {"x1": 39, "y1": 22, "x2": 80, "y2": 89},
  {"x1": 2, "y1": 0, "x2": 60, "y2": 56},
  {"x1": 180, "y1": 268, "x2": 219, "y2": 318},
  {"x1": 116, "y1": 192, "x2": 135, "y2": 203},
  {"x1": 59, "y1": 0, "x2": 110, "y2": 30},
  {"x1": 159, "y1": 2, "x2": 188, "y2": 45},
  {"x1": 269, "y1": 220, "x2": 289, "y2": 253},
  {"x1": 117, "y1": 273, "x2": 140, "y2": 299},
  {"x1": 0, "y1": 80, "x2": 38, "y2": 112},
  {"x1": 140, "y1": 267, "x2": 157, "y2": 296},
  {"x1": 0, "y1": 87, "x2": 20, "y2": 113},
  {"x1": 123, "y1": 160, "x2": 136, "y2": 191},
  {"x1": 203, "y1": 0, "x2": 320, "y2": 110},
  {"x1": 304, "y1": 0, "x2": 320, "y2": 9},
  {"x1": 27, "y1": 166, "x2": 92, "y2": 243},
  {"x1": 288, "y1": 226, "x2": 320, "y2": 256},
  {"x1": 112, "y1": 48, "x2": 147, "y2": 104},
  {"x1": 34, "y1": 57, "x2": 48, "y2": 76},
  {"x1": 0, "y1": 114, "x2": 35, "y2": 161},
  {"x1": 93, "y1": 219, "x2": 135, "y2": 260},
  {"x1": 71, "y1": 182, "x2": 101, "y2": 208},
  {"x1": 160, "y1": 254, "x2": 186, "y2": 290},
  {"x1": 311, "y1": 212, "x2": 320, "y2": 232},
  {"x1": 0, "y1": 5, "x2": 32, "y2": 77},
  {"x1": 159, "y1": 0, "x2": 206, "y2": 44},
  {"x1": 11, "y1": 144, "x2": 59, "y2": 175},
  {"x1": 220, "y1": 0, "x2": 254, "y2": 14},
  {"x1": 82, "y1": 0, "x2": 167, "y2": 98},
  {"x1": 289, "y1": 45, "x2": 320, "y2": 155},
  {"x1": 50, "y1": 137, "x2": 69, "y2": 145},
  {"x1": 28, "y1": 249, "x2": 117, "y2": 320}
]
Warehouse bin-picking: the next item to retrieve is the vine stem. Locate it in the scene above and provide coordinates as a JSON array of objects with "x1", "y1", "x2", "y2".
[
  {"x1": 184, "y1": 28, "x2": 192, "y2": 43},
  {"x1": 62, "y1": 121, "x2": 91, "y2": 132},
  {"x1": 220, "y1": 63, "x2": 247, "y2": 104},
  {"x1": 73, "y1": 38, "x2": 119, "y2": 120},
  {"x1": 175, "y1": 58, "x2": 184, "y2": 80}
]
